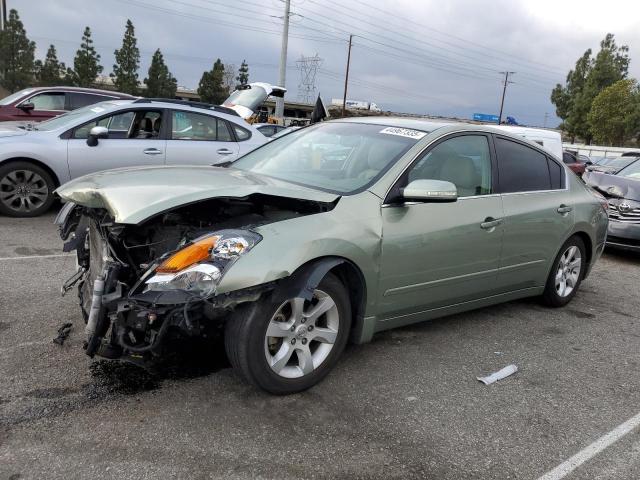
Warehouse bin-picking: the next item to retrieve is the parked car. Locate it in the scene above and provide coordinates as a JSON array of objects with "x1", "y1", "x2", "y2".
[
  {"x1": 621, "y1": 151, "x2": 640, "y2": 157},
  {"x1": 577, "y1": 154, "x2": 592, "y2": 164},
  {"x1": 253, "y1": 123, "x2": 288, "y2": 138},
  {"x1": 562, "y1": 151, "x2": 586, "y2": 176},
  {"x1": 0, "y1": 98, "x2": 267, "y2": 217},
  {"x1": 0, "y1": 86, "x2": 135, "y2": 125},
  {"x1": 584, "y1": 157, "x2": 640, "y2": 252},
  {"x1": 493, "y1": 126, "x2": 562, "y2": 159},
  {"x1": 55, "y1": 118, "x2": 608, "y2": 394},
  {"x1": 589, "y1": 156, "x2": 615, "y2": 165},
  {"x1": 271, "y1": 125, "x2": 302, "y2": 139},
  {"x1": 586, "y1": 156, "x2": 638, "y2": 174}
]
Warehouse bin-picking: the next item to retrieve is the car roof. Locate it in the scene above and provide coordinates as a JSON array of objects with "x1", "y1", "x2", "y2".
[
  {"x1": 334, "y1": 116, "x2": 456, "y2": 133},
  {"x1": 24, "y1": 86, "x2": 136, "y2": 98}
]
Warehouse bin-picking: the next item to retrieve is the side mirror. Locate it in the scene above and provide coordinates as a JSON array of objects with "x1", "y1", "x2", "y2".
[
  {"x1": 401, "y1": 179, "x2": 458, "y2": 203},
  {"x1": 86, "y1": 126, "x2": 109, "y2": 147},
  {"x1": 18, "y1": 102, "x2": 35, "y2": 112}
]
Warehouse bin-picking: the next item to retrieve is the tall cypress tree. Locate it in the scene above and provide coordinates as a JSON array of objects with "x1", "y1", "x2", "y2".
[
  {"x1": 144, "y1": 49, "x2": 177, "y2": 98},
  {"x1": 0, "y1": 9, "x2": 36, "y2": 93},
  {"x1": 236, "y1": 60, "x2": 249, "y2": 87},
  {"x1": 111, "y1": 19, "x2": 140, "y2": 95},
  {"x1": 198, "y1": 59, "x2": 227, "y2": 104},
  {"x1": 72, "y1": 27, "x2": 103, "y2": 87},
  {"x1": 35, "y1": 45, "x2": 67, "y2": 86}
]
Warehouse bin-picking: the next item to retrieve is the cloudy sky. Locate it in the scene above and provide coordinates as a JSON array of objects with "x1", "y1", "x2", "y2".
[{"x1": 11, "y1": 0, "x2": 640, "y2": 127}]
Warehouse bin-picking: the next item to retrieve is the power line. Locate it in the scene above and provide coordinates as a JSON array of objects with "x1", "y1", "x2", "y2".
[
  {"x1": 346, "y1": 0, "x2": 564, "y2": 75},
  {"x1": 296, "y1": 1, "x2": 560, "y2": 86}
]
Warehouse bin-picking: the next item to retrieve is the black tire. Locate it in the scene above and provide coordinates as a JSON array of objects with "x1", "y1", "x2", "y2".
[
  {"x1": 225, "y1": 272, "x2": 351, "y2": 394},
  {"x1": 541, "y1": 236, "x2": 586, "y2": 307},
  {"x1": 0, "y1": 161, "x2": 55, "y2": 217}
]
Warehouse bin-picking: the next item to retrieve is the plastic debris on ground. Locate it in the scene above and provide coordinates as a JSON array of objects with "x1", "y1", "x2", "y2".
[
  {"x1": 477, "y1": 364, "x2": 518, "y2": 385},
  {"x1": 53, "y1": 323, "x2": 73, "y2": 345}
]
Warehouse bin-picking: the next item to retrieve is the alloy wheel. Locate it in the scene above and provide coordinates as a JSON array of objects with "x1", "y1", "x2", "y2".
[
  {"x1": 264, "y1": 290, "x2": 340, "y2": 379},
  {"x1": 555, "y1": 245, "x2": 582, "y2": 298},
  {"x1": 0, "y1": 169, "x2": 50, "y2": 214}
]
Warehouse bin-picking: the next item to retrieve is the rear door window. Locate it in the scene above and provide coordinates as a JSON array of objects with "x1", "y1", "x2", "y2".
[
  {"x1": 69, "y1": 93, "x2": 112, "y2": 109},
  {"x1": 495, "y1": 137, "x2": 551, "y2": 193},
  {"x1": 171, "y1": 111, "x2": 232, "y2": 141}
]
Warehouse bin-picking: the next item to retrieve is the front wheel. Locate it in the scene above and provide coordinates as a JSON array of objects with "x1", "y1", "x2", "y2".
[
  {"x1": 541, "y1": 236, "x2": 586, "y2": 307},
  {"x1": 225, "y1": 273, "x2": 351, "y2": 394}
]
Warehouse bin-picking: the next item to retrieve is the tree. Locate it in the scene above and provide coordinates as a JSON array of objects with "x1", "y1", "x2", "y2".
[
  {"x1": 198, "y1": 59, "x2": 227, "y2": 104},
  {"x1": 588, "y1": 79, "x2": 639, "y2": 146},
  {"x1": 0, "y1": 9, "x2": 36, "y2": 93},
  {"x1": 222, "y1": 63, "x2": 236, "y2": 93},
  {"x1": 551, "y1": 33, "x2": 630, "y2": 143},
  {"x1": 111, "y1": 19, "x2": 140, "y2": 95},
  {"x1": 143, "y1": 49, "x2": 177, "y2": 98},
  {"x1": 236, "y1": 60, "x2": 249, "y2": 87},
  {"x1": 71, "y1": 27, "x2": 103, "y2": 87},
  {"x1": 550, "y1": 50, "x2": 591, "y2": 139},
  {"x1": 34, "y1": 45, "x2": 67, "y2": 86}
]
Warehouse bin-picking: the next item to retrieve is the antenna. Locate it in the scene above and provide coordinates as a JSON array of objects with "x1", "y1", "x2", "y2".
[{"x1": 296, "y1": 54, "x2": 323, "y2": 103}]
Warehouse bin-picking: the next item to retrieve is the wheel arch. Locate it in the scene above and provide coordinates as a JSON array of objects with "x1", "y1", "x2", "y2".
[
  {"x1": 572, "y1": 230, "x2": 593, "y2": 268},
  {"x1": 0, "y1": 157, "x2": 62, "y2": 188},
  {"x1": 273, "y1": 255, "x2": 368, "y2": 345}
]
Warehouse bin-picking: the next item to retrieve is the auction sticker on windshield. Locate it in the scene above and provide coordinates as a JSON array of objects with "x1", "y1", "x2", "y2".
[{"x1": 379, "y1": 127, "x2": 426, "y2": 140}]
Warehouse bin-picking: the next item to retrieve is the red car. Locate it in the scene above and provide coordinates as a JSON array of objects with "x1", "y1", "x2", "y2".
[
  {"x1": 0, "y1": 86, "x2": 135, "y2": 124},
  {"x1": 562, "y1": 151, "x2": 586, "y2": 176}
]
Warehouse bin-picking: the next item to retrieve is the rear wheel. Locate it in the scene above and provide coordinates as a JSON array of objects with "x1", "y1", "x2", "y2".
[
  {"x1": 541, "y1": 236, "x2": 586, "y2": 307},
  {"x1": 225, "y1": 273, "x2": 351, "y2": 394},
  {"x1": 0, "y1": 161, "x2": 55, "y2": 217}
]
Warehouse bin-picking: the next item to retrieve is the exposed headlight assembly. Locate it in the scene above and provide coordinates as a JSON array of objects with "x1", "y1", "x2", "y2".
[{"x1": 143, "y1": 229, "x2": 261, "y2": 296}]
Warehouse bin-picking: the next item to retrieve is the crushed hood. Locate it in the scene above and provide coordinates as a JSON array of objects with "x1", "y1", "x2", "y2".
[
  {"x1": 56, "y1": 165, "x2": 339, "y2": 224},
  {"x1": 584, "y1": 171, "x2": 640, "y2": 202}
]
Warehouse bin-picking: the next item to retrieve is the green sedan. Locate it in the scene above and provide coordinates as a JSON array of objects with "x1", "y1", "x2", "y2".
[{"x1": 56, "y1": 118, "x2": 609, "y2": 394}]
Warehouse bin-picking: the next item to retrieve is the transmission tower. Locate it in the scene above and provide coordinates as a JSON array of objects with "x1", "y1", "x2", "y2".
[{"x1": 296, "y1": 54, "x2": 323, "y2": 103}]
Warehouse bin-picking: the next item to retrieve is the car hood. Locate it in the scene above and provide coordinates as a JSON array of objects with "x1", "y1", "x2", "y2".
[
  {"x1": 0, "y1": 125, "x2": 29, "y2": 137},
  {"x1": 56, "y1": 165, "x2": 339, "y2": 224},
  {"x1": 584, "y1": 171, "x2": 640, "y2": 202}
]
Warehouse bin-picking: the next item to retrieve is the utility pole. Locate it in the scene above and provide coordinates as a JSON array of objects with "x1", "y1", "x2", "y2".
[
  {"x1": 1, "y1": 0, "x2": 7, "y2": 31},
  {"x1": 543, "y1": 112, "x2": 549, "y2": 128},
  {"x1": 274, "y1": 0, "x2": 291, "y2": 121},
  {"x1": 498, "y1": 71, "x2": 515, "y2": 125},
  {"x1": 342, "y1": 34, "x2": 353, "y2": 117}
]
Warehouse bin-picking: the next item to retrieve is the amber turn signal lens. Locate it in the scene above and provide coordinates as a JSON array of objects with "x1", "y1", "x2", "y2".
[{"x1": 156, "y1": 235, "x2": 220, "y2": 274}]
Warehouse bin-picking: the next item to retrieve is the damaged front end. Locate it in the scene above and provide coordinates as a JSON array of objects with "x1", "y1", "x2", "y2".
[{"x1": 56, "y1": 194, "x2": 333, "y2": 364}]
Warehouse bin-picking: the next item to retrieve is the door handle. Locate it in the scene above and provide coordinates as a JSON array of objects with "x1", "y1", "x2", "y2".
[
  {"x1": 143, "y1": 148, "x2": 163, "y2": 155},
  {"x1": 217, "y1": 148, "x2": 234, "y2": 155},
  {"x1": 480, "y1": 217, "x2": 503, "y2": 230},
  {"x1": 557, "y1": 204, "x2": 573, "y2": 215}
]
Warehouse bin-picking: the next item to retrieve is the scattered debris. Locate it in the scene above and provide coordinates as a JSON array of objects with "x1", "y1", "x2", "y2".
[
  {"x1": 53, "y1": 323, "x2": 73, "y2": 345},
  {"x1": 477, "y1": 364, "x2": 518, "y2": 385}
]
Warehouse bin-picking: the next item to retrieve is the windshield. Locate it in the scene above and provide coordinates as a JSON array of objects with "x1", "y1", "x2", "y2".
[
  {"x1": 618, "y1": 159, "x2": 640, "y2": 180},
  {"x1": 35, "y1": 102, "x2": 121, "y2": 131},
  {"x1": 224, "y1": 85, "x2": 268, "y2": 112},
  {"x1": 603, "y1": 157, "x2": 636, "y2": 171},
  {"x1": 0, "y1": 88, "x2": 36, "y2": 106},
  {"x1": 232, "y1": 122, "x2": 425, "y2": 194}
]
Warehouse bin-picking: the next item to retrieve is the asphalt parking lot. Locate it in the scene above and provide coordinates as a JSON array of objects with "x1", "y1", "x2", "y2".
[{"x1": 1, "y1": 211, "x2": 639, "y2": 480}]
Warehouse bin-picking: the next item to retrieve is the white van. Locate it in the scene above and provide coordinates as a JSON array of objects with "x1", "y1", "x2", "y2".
[{"x1": 493, "y1": 126, "x2": 562, "y2": 160}]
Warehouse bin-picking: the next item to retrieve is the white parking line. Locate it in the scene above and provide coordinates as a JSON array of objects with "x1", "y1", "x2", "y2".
[
  {"x1": 537, "y1": 411, "x2": 640, "y2": 480},
  {"x1": 0, "y1": 254, "x2": 73, "y2": 261}
]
